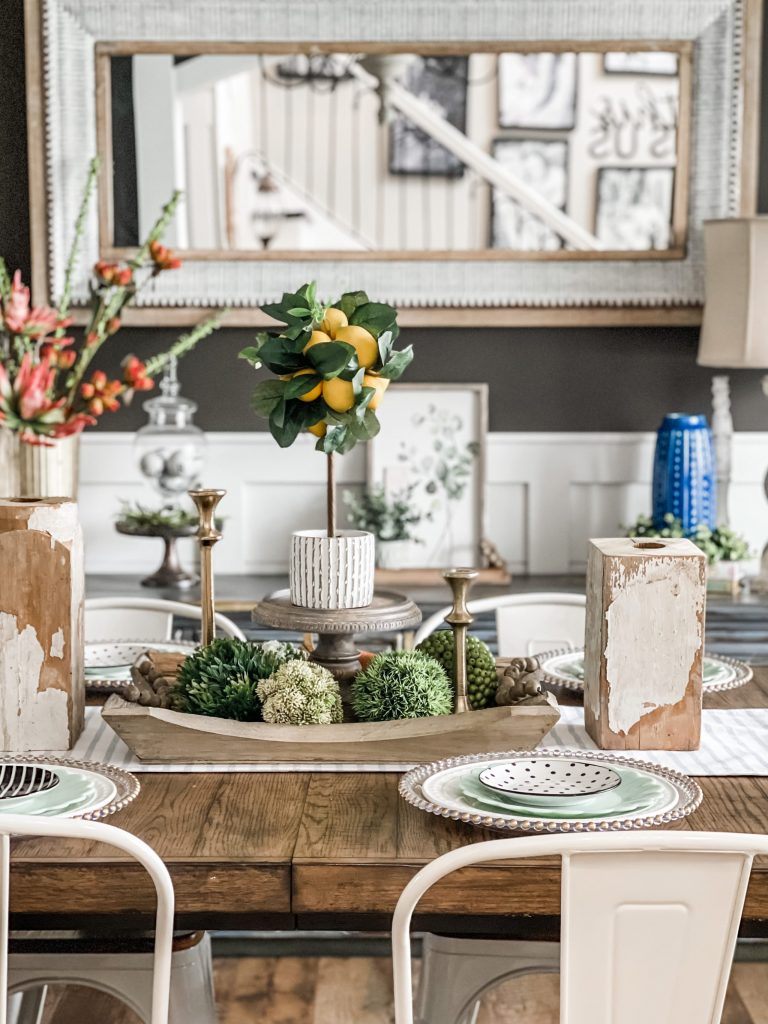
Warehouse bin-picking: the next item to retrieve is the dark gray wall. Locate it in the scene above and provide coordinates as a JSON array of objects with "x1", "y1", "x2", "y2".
[{"x1": 2, "y1": 0, "x2": 767, "y2": 433}]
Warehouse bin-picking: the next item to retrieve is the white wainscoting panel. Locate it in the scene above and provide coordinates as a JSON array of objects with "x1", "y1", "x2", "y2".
[{"x1": 80, "y1": 431, "x2": 768, "y2": 576}]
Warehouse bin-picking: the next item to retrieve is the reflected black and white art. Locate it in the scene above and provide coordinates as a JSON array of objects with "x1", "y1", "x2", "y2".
[
  {"x1": 595, "y1": 166, "x2": 674, "y2": 250},
  {"x1": 604, "y1": 52, "x2": 679, "y2": 76},
  {"x1": 498, "y1": 52, "x2": 577, "y2": 130},
  {"x1": 389, "y1": 56, "x2": 469, "y2": 177},
  {"x1": 491, "y1": 139, "x2": 568, "y2": 251}
]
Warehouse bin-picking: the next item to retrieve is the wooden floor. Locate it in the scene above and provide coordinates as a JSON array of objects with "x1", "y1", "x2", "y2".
[{"x1": 34, "y1": 956, "x2": 768, "y2": 1023}]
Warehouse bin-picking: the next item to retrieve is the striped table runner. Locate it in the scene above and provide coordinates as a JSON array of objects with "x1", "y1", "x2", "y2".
[{"x1": 46, "y1": 705, "x2": 768, "y2": 776}]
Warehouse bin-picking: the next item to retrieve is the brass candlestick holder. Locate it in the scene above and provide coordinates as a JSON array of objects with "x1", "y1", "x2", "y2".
[
  {"x1": 443, "y1": 567, "x2": 478, "y2": 713},
  {"x1": 189, "y1": 489, "x2": 226, "y2": 646}
]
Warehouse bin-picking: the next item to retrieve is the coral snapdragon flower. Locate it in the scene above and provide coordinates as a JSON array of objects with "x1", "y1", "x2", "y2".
[
  {"x1": 122, "y1": 355, "x2": 154, "y2": 392},
  {"x1": 80, "y1": 370, "x2": 123, "y2": 415},
  {"x1": 149, "y1": 240, "x2": 182, "y2": 271},
  {"x1": 94, "y1": 261, "x2": 133, "y2": 288}
]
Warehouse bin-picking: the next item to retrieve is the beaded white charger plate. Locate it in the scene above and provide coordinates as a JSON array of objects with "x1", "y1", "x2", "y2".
[
  {"x1": 0, "y1": 756, "x2": 140, "y2": 820},
  {"x1": 400, "y1": 749, "x2": 702, "y2": 834},
  {"x1": 537, "y1": 647, "x2": 753, "y2": 694}
]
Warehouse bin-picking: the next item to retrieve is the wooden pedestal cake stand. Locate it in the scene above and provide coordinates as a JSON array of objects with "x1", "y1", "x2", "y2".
[{"x1": 252, "y1": 589, "x2": 422, "y2": 710}]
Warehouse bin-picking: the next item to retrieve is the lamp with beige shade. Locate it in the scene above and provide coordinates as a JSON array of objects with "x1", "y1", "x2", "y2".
[{"x1": 698, "y1": 217, "x2": 768, "y2": 588}]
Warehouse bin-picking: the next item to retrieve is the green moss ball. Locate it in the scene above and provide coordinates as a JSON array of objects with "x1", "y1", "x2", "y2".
[
  {"x1": 351, "y1": 650, "x2": 453, "y2": 722},
  {"x1": 416, "y1": 630, "x2": 498, "y2": 710}
]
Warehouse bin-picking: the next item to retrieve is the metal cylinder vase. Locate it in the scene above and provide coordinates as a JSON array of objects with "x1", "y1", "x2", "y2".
[{"x1": 652, "y1": 413, "x2": 716, "y2": 530}]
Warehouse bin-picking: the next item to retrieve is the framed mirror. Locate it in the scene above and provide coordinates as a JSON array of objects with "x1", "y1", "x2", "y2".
[{"x1": 26, "y1": 0, "x2": 762, "y2": 325}]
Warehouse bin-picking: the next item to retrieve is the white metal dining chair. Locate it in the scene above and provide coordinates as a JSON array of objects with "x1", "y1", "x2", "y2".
[
  {"x1": 393, "y1": 830, "x2": 768, "y2": 1024},
  {"x1": 412, "y1": 593, "x2": 586, "y2": 656},
  {"x1": 85, "y1": 596, "x2": 246, "y2": 643},
  {"x1": 0, "y1": 815, "x2": 173, "y2": 1024}
]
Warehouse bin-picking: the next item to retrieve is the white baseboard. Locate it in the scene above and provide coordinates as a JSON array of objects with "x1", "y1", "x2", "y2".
[{"x1": 80, "y1": 431, "x2": 768, "y2": 576}]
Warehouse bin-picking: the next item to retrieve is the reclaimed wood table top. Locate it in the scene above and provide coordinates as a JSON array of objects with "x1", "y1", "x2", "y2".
[{"x1": 11, "y1": 669, "x2": 768, "y2": 934}]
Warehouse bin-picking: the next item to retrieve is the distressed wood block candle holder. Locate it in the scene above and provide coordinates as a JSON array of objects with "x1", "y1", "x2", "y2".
[
  {"x1": 0, "y1": 498, "x2": 85, "y2": 750},
  {"x1": 584, "y1": 537, "x2": 706, "y2": 751}
]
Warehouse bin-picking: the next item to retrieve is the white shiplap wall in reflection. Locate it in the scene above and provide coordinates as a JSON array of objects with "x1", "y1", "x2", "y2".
[{"x1": 80, "y1": 432, "x2": 768, "y2": 576}]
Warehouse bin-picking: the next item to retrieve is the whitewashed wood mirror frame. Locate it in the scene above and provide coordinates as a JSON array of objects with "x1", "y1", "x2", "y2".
[{"x1": 26, "y1": 0, "x2": 762, "y2": 326}]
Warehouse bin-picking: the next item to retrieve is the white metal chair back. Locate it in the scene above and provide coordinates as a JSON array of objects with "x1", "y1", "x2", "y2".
[
  {"x1": 85, "y1": 597, "x2": 246, "y2": 643},
  {"x1": 412, "y1": 593, "x2": 586, "y2": 656},
  {"x1": 392, "y1": 831, "x2": 768, "y2": 1024},
  {"x1": 0, "y1": 815, "x2": 174, "y2": 1024}
]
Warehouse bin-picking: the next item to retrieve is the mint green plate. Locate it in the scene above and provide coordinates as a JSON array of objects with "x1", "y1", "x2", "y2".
[{"x1": 0, "y1": 757, "x2": 139, "y2": 820}]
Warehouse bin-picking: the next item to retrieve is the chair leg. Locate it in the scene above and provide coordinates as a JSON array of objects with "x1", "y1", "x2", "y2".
[
  {"x1": 168, "y1": 933, "x2": 217, "y2": 1024},
  {"x1": 415, "y1": 935, "x2": 560, "y2": 1024},
  {"x1": 14, "y1": 987, "x2": 47, "y2": 1024}
]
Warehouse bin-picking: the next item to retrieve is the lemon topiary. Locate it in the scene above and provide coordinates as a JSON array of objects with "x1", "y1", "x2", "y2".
[
  {"x1": 416, "y1": 630, "x2": 498, "y2": 710},
  {"x1": 351, "y1": 651, "x2": 453, "y2": 722}
]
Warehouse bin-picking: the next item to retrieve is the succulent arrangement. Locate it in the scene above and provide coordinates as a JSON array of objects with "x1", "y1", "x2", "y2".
[
  {"x1": 173, "y1": 638, "x2": 304, "y2": 721},
  {"x1": 351, "y1": 651, "x2": 453, "y2": 722},
  {"x1": 417, "y1": 630, "x2": 498, "y2": 710},
  {"x1": 257, "y1": 661, "x2": 342, "y2": 725},
  {"x1": 624, "y1": 513, "x2": 750, "y2": 565}
]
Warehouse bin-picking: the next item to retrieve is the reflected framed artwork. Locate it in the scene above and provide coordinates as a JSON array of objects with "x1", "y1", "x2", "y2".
[
  {"x1": 595, "y1": 166, "x2": 675, "y2": 250},
  {"x1": 491, "y1": 138, "x2": 568, "y2": 251}
]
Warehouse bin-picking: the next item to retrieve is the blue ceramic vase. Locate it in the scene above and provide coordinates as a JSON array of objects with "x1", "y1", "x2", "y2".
[{"x1": 652, "y1": 414, "x2": 716, "y2": 530}]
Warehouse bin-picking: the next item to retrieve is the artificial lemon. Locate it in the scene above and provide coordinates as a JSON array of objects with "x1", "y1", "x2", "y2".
[
  {"x1": 320, "y1": 307, "x2": 348, "y2": 338},
  {"x1": 334, "y1": 325, "x2": 378, "y2": 370},
  {"x1": 323, "y1": 377, "x2": 355, "y2": 413},
  {"x1": 363, "y1": 373, "x2": 389, "y2": 410},
  {"x1": 303, "y1": 329, "x2": 331, "y2": 353},
  {"x1": 292, "y1": 368, "x2": 322, "y2": 403},
  {"x1": 307, "y1": 421, "x2": 327, "y2": 438}
]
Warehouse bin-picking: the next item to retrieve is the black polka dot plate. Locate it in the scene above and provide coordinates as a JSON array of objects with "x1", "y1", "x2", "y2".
[{"x1": 479, "y1": 758, "x2": 621, "y2": 806}]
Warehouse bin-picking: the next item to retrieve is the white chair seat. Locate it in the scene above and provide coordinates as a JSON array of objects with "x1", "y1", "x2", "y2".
[
  {"x1": 85, "y1": 597, "x2": 245, "y2": 643},
  {"x1": 413, "y1": 592, "x2": 586, "y2": 656}
]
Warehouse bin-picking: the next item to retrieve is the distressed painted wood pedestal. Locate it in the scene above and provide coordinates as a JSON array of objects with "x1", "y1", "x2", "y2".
[
  {"x1": 584, "y1": 537, "x2": 706, "y2": 750},
  {"x1": 0, "y1": 498, "x2": 84, "y2": 750}
]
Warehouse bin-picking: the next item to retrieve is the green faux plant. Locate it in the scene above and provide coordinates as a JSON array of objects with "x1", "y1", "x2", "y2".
[
  {"x1": 624, "y1": 514, "x2": 751, "y2": 566},
  {"x1": 416, "y1": 630, "x2": 498, "y2": 710},
  {"x1": 343, "y1": 485, "x2": 425, "y2": 543},
  {"x1": 239, "y1": 281, "x2": 414, "y2": 456},
  {"x1": 172, "y1": 638, "x2": 304, "y2": 721},
  {"x1": 257, "y1": 661, "x2": 343, "y2": 725},
  {"x1": 351, "y1": 651, "x2": 453, "y2": 722}
]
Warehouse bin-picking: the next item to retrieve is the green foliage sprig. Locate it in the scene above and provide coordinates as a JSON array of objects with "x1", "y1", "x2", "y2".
[
  {"x1": 173, "y1": 638, "x2": 304, "y2": 721},
  {"x1": 343, "y1": 485, "x2": 425, "y2": 543},
  {"x1": 239, "y1": 281, "x2": 413, "y2": 454},
  {"x1": 257, "y1": 661, "x2": 342, "y2": 725},
  {"x1": 624, "y1": 514, "x2": 751, "y2": 566},
  {"x1": 351, "y1": 651, "x2": 453, "y2": 722}
]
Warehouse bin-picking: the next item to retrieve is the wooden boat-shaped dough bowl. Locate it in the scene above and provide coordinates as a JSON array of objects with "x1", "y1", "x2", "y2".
[{"x1": 102, "y1": 692, "x2": 560, "y2": 765}]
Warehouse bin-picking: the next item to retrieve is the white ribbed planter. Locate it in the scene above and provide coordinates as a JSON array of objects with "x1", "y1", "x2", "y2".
[{"x1": 290, "y1": 530, "x2": 375, "y2": 610}]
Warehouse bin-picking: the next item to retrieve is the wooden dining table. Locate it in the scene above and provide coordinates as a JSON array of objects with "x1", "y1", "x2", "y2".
[{"x1": 11, "y1": 669, "x2": 768, "y2": 939}]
